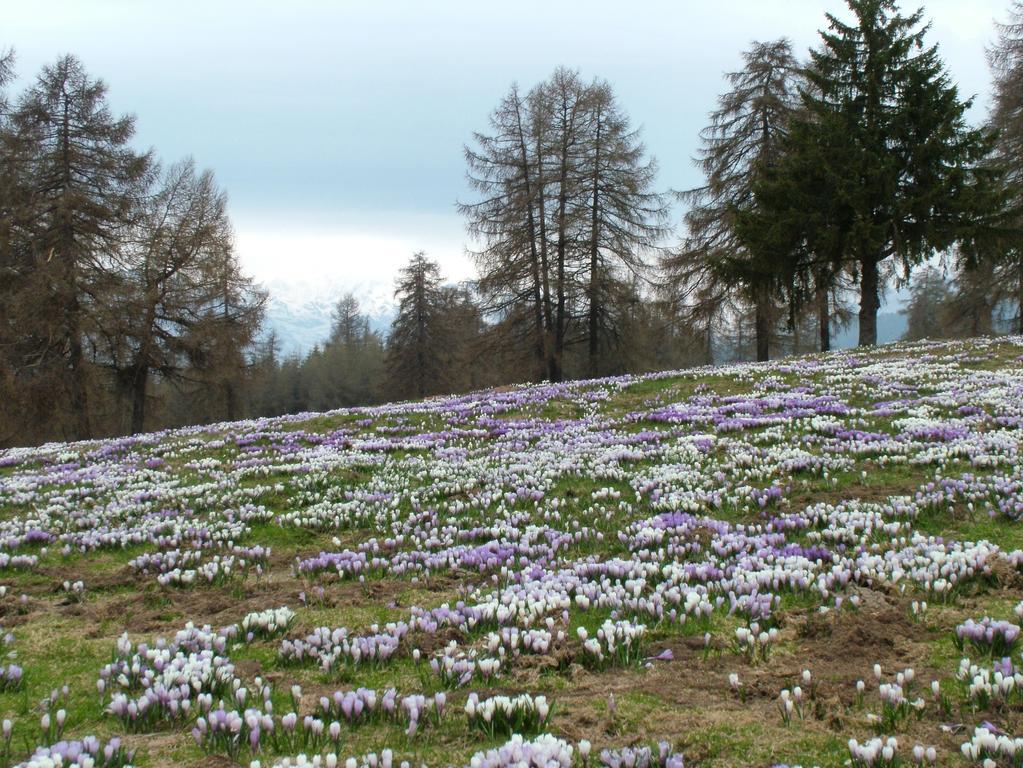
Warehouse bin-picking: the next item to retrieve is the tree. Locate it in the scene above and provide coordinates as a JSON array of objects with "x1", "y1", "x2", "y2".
[
  {"x1": 97, "y1": 159, "x2": 262, "y2": 433},
  {"x1": 385, "y1": 252, "x2": 449, "y2": 399},
  {"x1": 435, "y1": 284, "x2": 485, "y2": 391},
  {"x1": 665, "y1": 39, "x2": 802, "y2": 362},
  {"x1": 900, "y1": 265, "x2": 952, "y2": 340},
  {"x1": 330, "y1": 292, "x2": 368, "y2": 347},
  {"x1": 185, "y1": 248, "x2": 266, "y2": 423},
  {"x1": 579, "y1": 80, "x2": 668, "y2": 374},
  {"x1": 462, "y1": 84, "x2": 551, "y2": 381},
  {"x1": 0, "y1": 53, "x2": 272, "y2": 443},
  {"x1": 0, "y1": 48, "x2": 39, "y2": 443},
  {"x1": 988, "y1": 1, "x2": 1023, "y2": 333},
  {"x1": 749, "y1": 0, "x2": 997, "y2": 347},
  {"x1": 462, "y1": 68, "x2": 665, "y2": 380},
  {"x1": 320, "y1": 293, "x2": 385, "y2": 407},
  {"x1": 12, "y1": 55, "x2": 151, "y2": 438},
  {"x1": 946, "y1": 258, "x2": 997, "y2": 337}
]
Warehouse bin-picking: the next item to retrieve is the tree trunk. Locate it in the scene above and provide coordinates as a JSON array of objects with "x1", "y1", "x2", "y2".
[
  {"x1": 224, "y1": 381, "x2": 237, "y2": 421},
  {"x1": 416, "y1": 272, "x2": 426, "y2": 398},
  {"x1": 754, "y1": 285, "x2": 770, "y2": 362},
  {"x1": 1017, "y1": 253, "x2": 1023, "y2": 335},
  {"x1": 60, "y1": 98, "x2": 90, "y2": 441},
  {"x1": 553, "y1": 173, "x2": 567, "y2": 383},
  {"x1": 535, "y1": 135, "x2": 554, "y2": 362},
  {"x1": 130, "y1": 366, "x2": 148, "y2": 435},
  {"x1": 551, "y1": 101, "x2": 572, "y2": 384},
  {"x1": 514, "y1": 101, "x2": 548, "y2": 381},
  {"x1": 526, "y1": 177, "x2": 547, "y2": 380},
  {"x1": 587, "y1": 107, "x2": 602, "y2": 377},
  {"x1": 817, "y1": 284, "x2": 830, "y2": 352},
  {"x1": 857, "y1": 256, "x2": 881, "y2": 347},
  {"x1": 68, "y1": 320, "x2": 90, "y2": 440},
  {"x1": 969, "y1": 259, "x2": 994, "y2": 337}
]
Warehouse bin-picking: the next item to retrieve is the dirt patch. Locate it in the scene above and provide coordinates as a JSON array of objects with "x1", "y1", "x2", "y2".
[
  {"x1": 185, "y1": 756, "x2": 241, "y2": 768},
  {"x1": 541, "y1": 587, "x2": 963, "y2": 765}
]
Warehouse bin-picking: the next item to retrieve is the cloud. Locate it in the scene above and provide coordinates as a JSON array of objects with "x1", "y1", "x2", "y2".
[{"x1": 233, "y1": 213, "x2": 473, "y2": 285}]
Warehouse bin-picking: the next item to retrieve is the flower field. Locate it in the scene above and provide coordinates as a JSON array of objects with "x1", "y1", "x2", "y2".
[{"x1": 2, "y1": 338, "x2": 1023, "y2": 767}]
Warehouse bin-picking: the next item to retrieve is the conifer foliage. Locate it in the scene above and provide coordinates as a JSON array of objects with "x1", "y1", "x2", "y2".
[{"x1": 743, "y1": 0, "x2": 998, "y2": 346}]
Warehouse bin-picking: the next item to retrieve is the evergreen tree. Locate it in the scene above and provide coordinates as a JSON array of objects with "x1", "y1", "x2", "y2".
[
  {"x1": 330, "y1": 293, "x2": 368, "y2": 347},
  {"x1": 385, "y1": 252, "x2": 449, "y2": 399},
  {"x1": 747, "y1": 0, "x2": 998, "y2": 347},
  {"x1": 321, "y1": 293, "x2": 385, "y2": 407}
]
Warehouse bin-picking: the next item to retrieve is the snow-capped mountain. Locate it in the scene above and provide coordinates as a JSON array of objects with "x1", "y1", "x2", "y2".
[{"x1": 263, "y1": 277, "x2": 396, "y2": 356}]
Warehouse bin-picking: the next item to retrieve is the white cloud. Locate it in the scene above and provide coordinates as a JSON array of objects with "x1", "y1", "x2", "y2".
[{"x1": 233, "y1": 215, "x2": 474, "y2": 286}]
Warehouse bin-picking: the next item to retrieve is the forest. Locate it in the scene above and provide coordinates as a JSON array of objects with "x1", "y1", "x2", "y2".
[{"x1": 3, "y1": 0, "x2": 1023, "y2": 447}]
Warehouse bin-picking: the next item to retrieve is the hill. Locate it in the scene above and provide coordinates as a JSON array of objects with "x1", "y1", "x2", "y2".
[{"x1": 1, "y1": 338, "x2": 1022, "y2": 766}]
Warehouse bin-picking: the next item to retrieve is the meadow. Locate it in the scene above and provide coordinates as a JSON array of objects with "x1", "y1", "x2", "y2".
[{"x1": 1, "y1": 337, "x2": 1023, "y2": 767}]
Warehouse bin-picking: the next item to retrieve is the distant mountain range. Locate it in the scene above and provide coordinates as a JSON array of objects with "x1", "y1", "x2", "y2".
[{"x1": 263, "y1": 278, "x2": 396, "y2": 356}]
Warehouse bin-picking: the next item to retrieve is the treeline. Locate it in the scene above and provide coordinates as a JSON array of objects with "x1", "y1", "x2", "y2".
[
  {"x1": 245, "y1": 251, "x2": 707, "y2": 418},
  {"x1": 6, "y1": 0, "x2": 1023, "y2": 446},
  {"x1": 901, "y1": 261, "x2": 1021, "y2": 340}
]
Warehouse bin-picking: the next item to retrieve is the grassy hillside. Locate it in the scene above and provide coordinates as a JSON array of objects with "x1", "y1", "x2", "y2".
[{"x1": 1, "y1": 337, "x2": 1023, "y2": 768}]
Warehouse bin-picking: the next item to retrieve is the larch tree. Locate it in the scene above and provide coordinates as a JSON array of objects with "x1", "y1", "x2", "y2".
[
  {"x1": 900, "y1": 265, "x2": 953, "y2": 340},
  {"x1": 0, "y1": 48, "x2": 32, "y2": 443},
  {"x1": 330, "y1": 292, "x2": 369, "y2": 348},
  {"x1": 98, "y1": 159, "x2": 248, "y2": 434},
  {"x1": 578, "y1": 80, "x2": 668, "y2": 375},
  {"x1": 462, "y1": 84, "x2": 552, "y2": 381},
  {"x1": 191, "y1": 248, "x2": 266, "y2": 422},
  {"x1": 988, "y1": 1, "x2": 1023, "y2": 333},
  {"x1": 545, "y1": 68, "x2": 588, "y2": 382},
  {"x1": 665, "y1": 39, "x2": 802, "y2": 362},
  {"x1": 12, "y1": 55, "x2": 151, "y2": 438},
  {"x1": 462, "y1": 68, "x2": 665, "y2": 380}
]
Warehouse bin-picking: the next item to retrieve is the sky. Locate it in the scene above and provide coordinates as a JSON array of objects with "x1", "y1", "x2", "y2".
[{"x1": 2, "y1": 0, "x2": 1009, "y2": 289}]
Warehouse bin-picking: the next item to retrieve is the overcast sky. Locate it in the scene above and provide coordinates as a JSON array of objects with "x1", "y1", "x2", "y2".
[{"x1": 4, "y1": 0, "x2": 1008, "y2": 287}]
